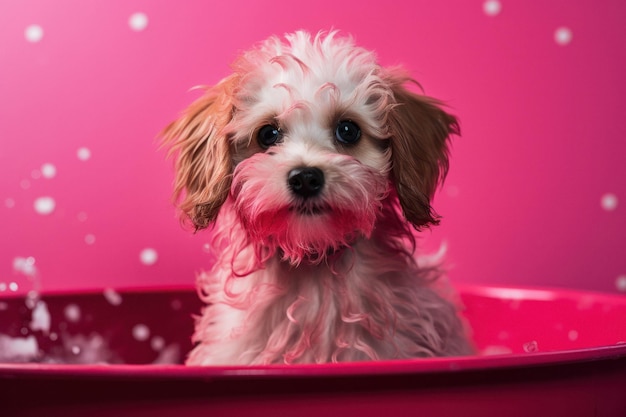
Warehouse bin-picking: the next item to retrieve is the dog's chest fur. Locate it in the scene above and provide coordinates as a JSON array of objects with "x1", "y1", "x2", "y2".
[{"x1": 187, "y1": 201, "x2": 471, "y2": 365}]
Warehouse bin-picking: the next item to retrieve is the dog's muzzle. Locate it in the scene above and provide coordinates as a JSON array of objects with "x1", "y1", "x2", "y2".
[{"x1": 287, "y1": 167, "x2": 324, "y2": 199}]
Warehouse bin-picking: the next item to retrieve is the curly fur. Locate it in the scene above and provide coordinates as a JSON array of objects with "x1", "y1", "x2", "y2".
[{"x1": 162, "y1": 30, "x2": 473, "y2": 365}]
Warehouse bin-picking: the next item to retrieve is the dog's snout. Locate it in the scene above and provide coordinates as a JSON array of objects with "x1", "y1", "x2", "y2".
[{"x1": 288, "y1": 167, "x2": 324, "y2": 198}]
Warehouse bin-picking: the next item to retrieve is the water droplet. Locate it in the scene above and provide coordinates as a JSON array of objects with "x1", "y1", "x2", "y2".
[
  {"x1": 140, "y1": 248, "x2": 158, "y2": 265},
  {"x1": 77, "y1": 147, "x2": 91, "y2": 161},
  {"x1": 523, "y1": 340, "x2": 539, "y2": 353},
  {"x1": 554, "y1": 27, "x2": 573, "y2": 46},
  {"x1": 601, "y1": 193, "x2": 618, "y2": 211},
  {"x1": 24, "y1": 25, "x2": 44, "y2": 43},
  {"x1": 30, "y1": 301, "x2": 51, "y2": 334},
  {"x1": 9, "y1": 282, "x2": 19, "y2": 292},
  {"x1": 34, "y1": 197, "x2": 56, "y2": 215},
  {"x1": 151, "y1": 336, "x2": 165, "y2": 351},
  {"x1": 132, "y1": 324, "x2": 150, "y2": 341},
  {"x1": 103, "y1": 288, "x2": 122, "y2": 306},
  {"x1": 129, "y1": 12, "x2": 149, "y2": 31},
  {"x1": 41, "y1": 163, "x2": 57, "y2": 179},
  {"x1": 64, "y1": 304, "x2": 81, "y2": 322},
  {"x1": 13, "y1": 257, "x2": 37, "y2": 276},
  {"x1": 483, "y1": 0, "x2": 501, "y2": 16}
]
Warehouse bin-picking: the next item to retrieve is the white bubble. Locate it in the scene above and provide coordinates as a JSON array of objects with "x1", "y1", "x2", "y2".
[
  {"x1": 523, "y1": 340, "x2": 538, "y2": 353},
  {"x1": 601, "y1": 193, "x2": 618, "y2": 211},
  {"x1": 0, "y1": 283, "x2": 6, "y2": 291},
  {"x1": 555, "y1": 27, "x2": 573, "y2": 45},
  {"x1": 41, "y1": 163, "x2": 57, "y2": 179},
  {"x1": 483, "y1": 0, "x2": 501, "y2": 16},
  {"x1": 0, "y1": 335, "x2": 38, "y2": 362},
  {"x1": 30, "y1": 301, "x2": 51, "y2": 334},
  {"x1": 85, "y1": 234, "x2": 96, "y2": 245},
  {"x1": 34, "y1": 196, "x2": 56, "y2": 215},
  {"x1": 77, "y1": 147, "x2": 91, "y2": 161},
  {"x1": 103, "y1": 288, "x2": 122, "y2": 306},
  {"x1": 132, "y1": 324, "x2": 150, "y2": 341},
  {"x1": 129, "y1": 12, "x2": 149, "y2": 32},
  {"x1": 616, "y1": 275, "x2": 626, "y2": 292},
  {"x1": 13, "y1": 257, "x2": 37, "y2": 277},
  {"x1": 64, "y1": 304, "x2": 81, "y2": 322},
  {"x1": 568, "y1": 330, "x2": 579, "y2": 341},
  {"x1": 151, "y1": 336, "x2": 165, "y2": 351},
  {"x1": 25, "y1": 25, "x2": 44, "y2": 43},
  {"x1": 5, "y1": 198, "x2": 15, "y2": 208},
  {"x1": 140, "y1": 248, "x2": 158, "y2": 265},
  {"x1": 71, "y1": 345, "x2": 81, "y2": 355},
  {"x1": 9, "y1": 282, "x2": 19, "y2": 292}
]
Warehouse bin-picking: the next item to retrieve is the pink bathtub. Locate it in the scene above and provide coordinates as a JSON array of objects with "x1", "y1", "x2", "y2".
[{"x1": 1, "y1": 284, "x2": 625, "y2": 416}]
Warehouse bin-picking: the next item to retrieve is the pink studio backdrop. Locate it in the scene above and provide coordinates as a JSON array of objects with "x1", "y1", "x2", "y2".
[{"x1": 1, "y1": 1, "x2": 625, "y2": 295}]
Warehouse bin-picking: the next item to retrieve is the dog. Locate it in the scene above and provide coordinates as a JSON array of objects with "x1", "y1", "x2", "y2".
[{"x1": 162, "y1": 31, "x2": 473, "y2": 365}]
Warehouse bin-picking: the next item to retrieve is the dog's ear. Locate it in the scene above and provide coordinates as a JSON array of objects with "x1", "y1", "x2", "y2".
[
  {"x1": 161, "y1": 77, "x2": 236, "y2": 231},
  {"x1": 385, "y1": 72, "x2": 459, "y2": 229}
]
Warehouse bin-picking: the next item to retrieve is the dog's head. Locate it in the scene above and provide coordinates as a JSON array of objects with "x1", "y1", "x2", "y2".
[{"x1": 163, "y1": 31, "x2": 458, "y2": 264}]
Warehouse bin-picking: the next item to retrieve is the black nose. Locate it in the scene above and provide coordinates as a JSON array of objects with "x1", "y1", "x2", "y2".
[{"x1": 288, "y1": 167, "x2": 325, "y2": 198}]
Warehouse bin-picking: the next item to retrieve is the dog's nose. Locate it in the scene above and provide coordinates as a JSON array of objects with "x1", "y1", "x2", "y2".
[{"x1": 288, "y1": 167, "x2": 324, "y2": 198}]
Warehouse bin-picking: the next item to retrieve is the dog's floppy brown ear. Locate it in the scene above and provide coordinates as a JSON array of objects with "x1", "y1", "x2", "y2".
[
  {"x1": 385, "y1": 72, "x2": 459, "y2": 229},
  {"x1": 161, "y1": 77, "x2": 236, "y2": 231}
]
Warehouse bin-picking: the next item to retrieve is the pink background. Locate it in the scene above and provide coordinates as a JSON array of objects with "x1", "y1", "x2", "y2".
[{"x1": 1, "y1": 1, "x2": 625, "y2": 295}]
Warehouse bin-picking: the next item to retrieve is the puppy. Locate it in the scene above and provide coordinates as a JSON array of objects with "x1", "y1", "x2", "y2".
[{"x1": 163, "y1": 31, "x2": 473, "y2": 365}]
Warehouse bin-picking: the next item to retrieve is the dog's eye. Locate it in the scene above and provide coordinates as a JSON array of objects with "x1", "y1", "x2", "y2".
[
  {"x1": 335, "y1": 120, "x2": 361, "y2": 145},
  {"x1": 257, "y1": 124, "x2": 282, "y2": 148}
]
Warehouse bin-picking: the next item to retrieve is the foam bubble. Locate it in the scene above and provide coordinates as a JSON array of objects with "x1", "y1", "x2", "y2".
[
  {"x1": 64, "y1": 304, "x2": 81, "y2": 322},
  {"x1": 41, "y1": 163, "x2": 57, "y2": 179},
  {"x1": 523, "y1": 340, "x2": 539, "y2": 353},
  {"x1": 34, "y1": 196, "x2": 56, "y2": 215},
  {"x1": 554, "y1": 27, "x2": 573, "y2": 45},
  {"x1": 132, "y1": 324, "x2": 150, "y2": 341},
  {"x1": 77, "y1": 147, "x2": 91, "y2": 161},
  {"x1": 30, "y1": 301, "x2": 51, "y2": 334},
  {"x1": 25, "y1": 25, "x2": 44, "y2": 43},
  {"x1": 103, "y1": 288, "x2": 122, "y2": 306},
  {"x1": 601, "y1": 193, "x2": 618, "y2": 211},
  {"x1": 129, "y1": 12, "x2": 149, "y2": 31},
  {"x1": 140, "y1": 248, "x2": 158, "y2": 265},
  {"x1": 483, "y1": 0, "x2": 501, "y2": 16},
  {"x1": 13, "y1": 257, "x2": 37, "y2": 277}
]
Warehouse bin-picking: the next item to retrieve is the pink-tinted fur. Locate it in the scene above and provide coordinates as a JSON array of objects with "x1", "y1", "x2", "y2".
[{"x1": 163, "y1": 31, "x2": 473, "y2": 365}]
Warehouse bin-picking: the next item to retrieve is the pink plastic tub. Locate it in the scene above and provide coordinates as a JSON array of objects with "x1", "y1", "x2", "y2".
[{"x1": 1, "y1": 285, "x2": 626, "y2": 416}]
